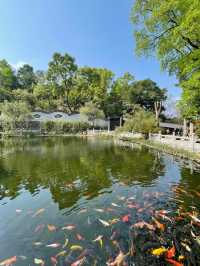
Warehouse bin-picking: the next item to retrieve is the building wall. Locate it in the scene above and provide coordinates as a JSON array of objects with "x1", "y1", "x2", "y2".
[{"x1": 31, "y1": 112, "x2": 108, "y2": 128}]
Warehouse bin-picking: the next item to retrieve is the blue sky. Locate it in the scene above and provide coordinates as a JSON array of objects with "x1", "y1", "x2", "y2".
[{"x1": 0, "y1": 0, "x2": 180, "y2": 98}]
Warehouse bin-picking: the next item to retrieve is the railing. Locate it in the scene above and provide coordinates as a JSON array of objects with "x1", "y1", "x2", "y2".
[{"x1": 149, "y1": 133, "x2": 200, "y2": 153}]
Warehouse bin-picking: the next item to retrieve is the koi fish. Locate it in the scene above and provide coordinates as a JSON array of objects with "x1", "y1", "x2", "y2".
[
  {"x1": 62, "y1": 238, "x2": 69, "y2": 248},
  {"x1": 111, "y1": 203, "x2": 120, "y2": 207},
  {"x1": 166, "y1": 246, "x2": 176, "y2": 259},
  {"x1": 71, "y1": 257, "x2": 86, "y2": 266},
  {"x1": 98, "y1": 219, "x2": 110, "y2": 227},
  {"x1": 34, "y1": 224, "x2": 45, "y2": 233},
  {"x1": 34, "y1": 258, "x2": 45, "y2": 265},
  {"x1": 0, "y1": 256, "x2": 17, "y2": 266},
  {"x1": 46, "y1": 243, "x2": 61, "y2": 248},
  {"x1": 56, "y1": 251, "x2": 67, "y2": 258},
  {"x1": 32, "y1": 208, "x2": 45, "y2": 218},
  {"x1": 62, "y1": 224, "x2": 76, "y2": 230},
  {"x1": 70, "y1": 245, "x2": 83, "y2": 251},
  {"x1": 50, "y1": 256, "x2": 58, "y2": 266},
  {"x1": 93, "y1": 235, "x2": 103, "y2": 248},
  {"x1": 94, "y1": 208, "x2": 104, "y2": 213},
  {"x1": 33, "y1": 242, "x2": 43, "y2": 246},
  {"x1": 165, "y1": 258, "x2": 184, "y2": 266},
  {"x1": 151, "y1": 247, "x2": 167, "y2": 256},
  {"x1": 122, "y1": 214, "x2": 131, "y2": 223},
  {"x1": 76, "y1": 233, "x2": 84, "y2": 241},
  {"x1": 47, "y1": 224, "x2": 57, "y2": 232}
]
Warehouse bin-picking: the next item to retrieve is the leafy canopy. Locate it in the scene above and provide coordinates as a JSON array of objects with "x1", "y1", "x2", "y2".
[
  {"x1": 47, "y1": 52, "x2": 78, "y2": 112},
  {"x1": 17, "y1": 64, "x2": 36, "y2": 90},
  {"x1": 0, "y1": 59, "x2": 17, "y2": 89},
  {"x1": 132, "y1": 0, "x2": 200, "y2": 118}
]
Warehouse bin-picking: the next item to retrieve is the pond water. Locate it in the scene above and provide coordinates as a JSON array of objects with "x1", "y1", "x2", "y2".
[{"x1": 0, "y1": 137, "x2": 199, "y2": 266}]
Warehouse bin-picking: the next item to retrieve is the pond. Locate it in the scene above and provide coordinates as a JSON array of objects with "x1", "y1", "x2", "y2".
[{"x1": 0, "y1": 137, "x2": 199, "y2": 266}]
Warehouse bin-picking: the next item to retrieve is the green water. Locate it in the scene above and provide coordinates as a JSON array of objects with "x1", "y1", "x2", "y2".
[{"x1": 0, "y1": 137, "x2": 199, "y2": 265}]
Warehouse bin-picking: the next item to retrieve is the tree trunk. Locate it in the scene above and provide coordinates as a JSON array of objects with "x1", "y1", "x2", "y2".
[{"x1": 154, "y1": 101, "x2": 162, "y2": 124}]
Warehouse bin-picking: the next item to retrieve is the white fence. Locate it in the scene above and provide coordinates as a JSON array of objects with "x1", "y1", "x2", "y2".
[{"x1": 149, "y1": 133, "x2": 200, "y2": 153}]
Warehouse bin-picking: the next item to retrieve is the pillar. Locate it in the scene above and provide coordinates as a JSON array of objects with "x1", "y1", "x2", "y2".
[
  {"x1": 189, "y1": 122, "x2": 194, "y2": 136},
  {"x1": 183, "y1": 119, "x2": 187, "y2": 136},
  {"x1": 108, "y1": 117, "x2": 110, "y2": 132}
]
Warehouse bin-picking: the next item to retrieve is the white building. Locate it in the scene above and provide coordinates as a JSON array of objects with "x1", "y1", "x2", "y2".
[{"x1": 31, "y1": 111, "x2": 108, "y2": 128}]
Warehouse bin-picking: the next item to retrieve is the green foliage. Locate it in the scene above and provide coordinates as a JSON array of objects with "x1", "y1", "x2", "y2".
[
  {"x1": 12, "y1": 89, "x2": 36, "y2": 109},
  {"x1": 132, "y1": 0, "x2": 200, "y2": 118},
  {"x1": 41, "y1": 121, "x2": 90, "y2": 134},
  {"x1": 0, "y1": 52, "x2": 167, "y2": 119},
  {"x1": 0, "y1": 101, "x2": 31, "y2": 131},
  {"x1": 47, "y1": 52, "x2": 78, "y2": 112},
  {"x1": 80, "y1": 102, "x2": 104, "y2": 126},
  {"x1": 17, "y1": 64, "x2": 36, "y2": 90},
  {"x1": 103, "y1": 91, "x2": 124, "y2": 117},
  {"x1": 0, "y1": 59, "x2": 17, "y2": 89},
  {"x1": 122, "y1": 108, "x2": 158, "y2": 135},
  {"x1": 129, "y1": 79, "x2": 166, "y2": 112},
  {"x1": 0, "y1": 88, "x2": 12, "y2": 102},
  {"x1": 76, "y1": 67, "x2": 114, "y2": 109}
]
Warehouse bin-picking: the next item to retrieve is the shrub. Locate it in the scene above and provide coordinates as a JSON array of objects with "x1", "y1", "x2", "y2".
[
  {"x1": 80, "y1": 102, "x2": 104, "y2": 128},
  {"x1": 121, "y1": 108, "x2": 158, "y2": 137},
  {"x1": 41, "y1": 121, "x2": 55, "y2": 133},
  {"x1": 0, "y1": 101, "x2": 31, "y2": 132},
  {"x1": 41, "y1": 121, "x2": 90, "y2": 134}
]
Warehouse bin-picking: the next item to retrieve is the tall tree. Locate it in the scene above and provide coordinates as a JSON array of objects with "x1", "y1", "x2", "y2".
[
  {"x1": 17, "y1": 64, "x2": 36, "y2": 90},
  {"x1": 77, "y1": 67, "x2": 114, "y2": 108},
  {"x1": 0, "y1": 59, "x2": 17, "y2": 89},
  {"x1": 129, "y1": 79, "x2": 167, "y2": 120},
  {"x1": 47, "y1": 52, "x2": 78, "y2": 113},
  {"x1": 112, "y1": 72, "x2": 134, "y2": 102},
  {"x1": 131, "y1": 0, "x2": 200, "y2": 118}
]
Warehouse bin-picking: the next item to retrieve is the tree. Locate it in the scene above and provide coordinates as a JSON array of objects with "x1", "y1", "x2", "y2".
[
  {"x1": 77, "y1": 67, "x2": 114, "y2": 108},
  {"x1": 47, "y1": 52, "x2": 78, "y2": 113},
  {"x1": 0, "y1": 59, "x2": 17, "y2": 89},
  {"x1": 112, "y1": 72, "x2": 134, "y2": 102},
  {"x1": 35, "y1": 70, "x2": 47, "y2": 84},
  {"x1": 131, "y1": 0, "x2": 200, "y2": 118},
  {"x1": 33, "y1": 84, "x2": 55, "y2": 111},
  {"x1": 0, "y1": 88, "x2": 12, "y2": 102},
  {"x1": 129, "y1": 79, "x2": 166, "y2": 120},
  {"x1": 105, "y1": 72, "x2": 135, "y2": 116},
  {"x1": 0, "y1": 101, "x2": 31, "y2": 131},
  {"x1": 80, "y1": 102, "x2": 104, "y2": 128},
  {"x1": 177, "y1": 87, "x2": 200, "y2": 119},
  {"x1": 12, "y1": 89, "x2": 36, "y2": 109},
  {"x1": 103, "y1": 91, "x2": 124, "y2": 117},
  {"x1": 33, "y1": 84, "x2": 53, "y2": 100},
  {"x1": 122, "y1": 107, "x2": 158, "y2": 136},
  {"x1": 17, "y1": 64, "x2": 36, "y2": 90}
]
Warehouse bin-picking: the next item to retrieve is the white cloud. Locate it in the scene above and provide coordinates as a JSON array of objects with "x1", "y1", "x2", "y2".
[{"x1": 11, "y1": 61, "x2": 27, "y2": 70}]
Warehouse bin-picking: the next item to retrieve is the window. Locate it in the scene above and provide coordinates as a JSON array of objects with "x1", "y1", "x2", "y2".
[
  {"x1": 54, "y1": 114, "x2": 63, "y2": 118},
  {"x1": 33, "y1": 114, "x2": 41, "y2": 118}
]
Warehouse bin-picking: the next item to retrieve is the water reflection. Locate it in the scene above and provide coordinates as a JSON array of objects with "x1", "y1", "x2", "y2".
[{"x1": 0, "y1": 137, "x2": 165, "y2": 209}]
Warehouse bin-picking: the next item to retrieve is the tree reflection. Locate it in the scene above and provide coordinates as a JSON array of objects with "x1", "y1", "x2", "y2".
[{"x1": 0, "y1": 137, "x2": 165, "y2": 209}]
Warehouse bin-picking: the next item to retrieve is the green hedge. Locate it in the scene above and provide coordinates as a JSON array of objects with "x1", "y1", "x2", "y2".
[{"x1": 41, "y1": 121, "x2": 91, "y2": 134}]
